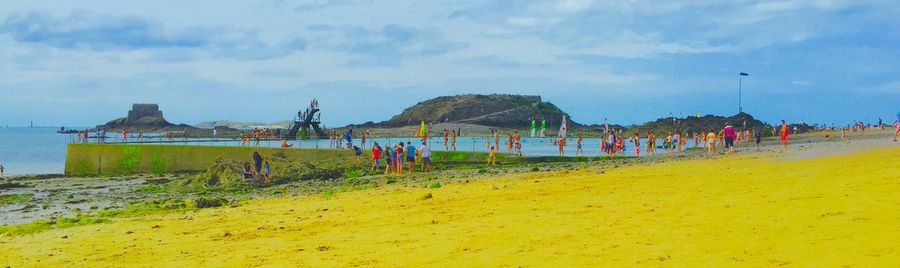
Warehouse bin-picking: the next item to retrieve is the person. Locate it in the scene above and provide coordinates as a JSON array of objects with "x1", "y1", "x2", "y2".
[
  {"x1": 632, "y1": 134, "x2": 641, "y2": 156},
  {"x1": 384, "y1": 144, "x2": 393, "y2": 175},
  {"x1": 450, "y1": 130, "x2": 457, "y2": 151},
  {"x1": 779, "y1": 120, "x2": 790, "y2": 152},
  {"x1": 252, "y1": 151, "x2": 263, "y2": 177},
  {"x1": 345, "y1": 128, "x2": 353, "y2": 148},
  {"x1": 242, "y1": 162, "x2": 253, "y2": 180},
  {"x1": 353, "y1": 145, "x2": 363, "y2": 162},
  {"x1": 0, "y1": 163, "x2": 4, "y2": 176},
  {"x1": 372, "y1": 142, "x2": 382, "y2": 171},
  {"x1": 281, "y1": 139, "x2": 293, "y2": 148},
  {"x1": 361, "y1": 132, "x2": 367, "y2": 150},
  {"x1": 576, "y1": 135, "x2": 583, "y2": 156},
  {"x1": 420, "y1": 141, "x2": 431, "y2": 172},
  {"x1": 673, "y1": 132, "x2": 680, "y2": 153},
  {"x1": 263, "y1": 161, "x2": 271, "y2": 184},
  {"x1": 606, "y1": 131, "x2": 617, "y2": 158},
  {"x1": 723, "y1": 123, "x2": 736, "y2": 154},
  {"x1": 647, "y1": 132, "x2": 656, "y2": 156},
  {"x1": 754, "y1": 129, "x2": 762, "y2": 151},
  {"x1": 513, "y1": 130, "x2": 522, "y2": 156},
  {"x1": 557, "y1": 135, "x2": 566, "y2": 156},
  {"x1": 395, "y1": 143, "x2": 404, "y2": 174},
  {"x1": 506, "y1": 134, "x2": 514, "y2": 153},
  {"x1": 706, "y1": 130, "x2": 717, "y2": 158},
  {"x1": 443, "y1": 129, "x2": 449, "y2": 150},
  {"x1": 122, "y1": 129, "x2": 128, "y2": 143},
  {"x1": 893, "y1": 112, "x2": 900, "y2": 142},
  {"x1": 405, "y1": 141, "x2": 417, "y2": 173},
  {"x1": 664, "y1": 133, "x2": 673, "y2": 153},
  {"x1": 487, "y1": 146, "x2": 496, "y2": 166}
]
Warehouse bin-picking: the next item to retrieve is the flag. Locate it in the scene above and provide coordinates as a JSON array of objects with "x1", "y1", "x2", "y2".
[
  {"x1": 559, "y1": 115, "x2": 567, "y2": 138},
  {"x1": 740, "y1": 72, "x2": 749, "y2": 76}
]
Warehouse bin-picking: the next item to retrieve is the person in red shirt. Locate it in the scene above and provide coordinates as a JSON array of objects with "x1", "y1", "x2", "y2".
[
  {"x1": 122, "y1": 129, "x2": 128, "y2": 143},
  {"x1": 723, "y1": 123, "x2": 736, "y2": 154},
  {"x1": 779, "y1": 120, "x2": 790, "y2": 152},
  {"x1": 371, "y1": 142, "x2": 382, "y2": 171}
]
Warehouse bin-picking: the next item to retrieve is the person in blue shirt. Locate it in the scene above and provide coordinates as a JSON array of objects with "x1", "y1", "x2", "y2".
[{"x1": 405, "y1": 141, "x2": 417, "y2": 173}]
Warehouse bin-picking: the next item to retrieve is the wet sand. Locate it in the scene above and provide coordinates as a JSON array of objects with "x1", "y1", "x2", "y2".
[{"x1": 1, "y1": 131, "x2": 897, "y2": 266}]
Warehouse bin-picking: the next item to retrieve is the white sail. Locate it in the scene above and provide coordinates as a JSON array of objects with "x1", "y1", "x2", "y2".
[{"x1": 559, "y1": 115, "x2": 567, "y2": 138}]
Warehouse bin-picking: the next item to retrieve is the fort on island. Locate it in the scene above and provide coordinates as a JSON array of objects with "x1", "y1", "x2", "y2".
[{"x1": 94, "y1": 103, "x2": 195, "y2": 131}]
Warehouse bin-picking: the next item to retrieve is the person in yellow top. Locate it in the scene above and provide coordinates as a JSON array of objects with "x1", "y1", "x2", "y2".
[{"x1": 706, "y1": 130, "x2": 717, "y2": 158}]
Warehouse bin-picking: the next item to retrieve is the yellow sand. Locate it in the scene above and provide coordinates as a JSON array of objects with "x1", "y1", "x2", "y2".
[{"x1": 3, "y1": 147, "x2": 899, "y2": 267}]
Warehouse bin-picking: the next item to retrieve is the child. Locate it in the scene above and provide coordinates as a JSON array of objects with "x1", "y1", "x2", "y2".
[
  {"x1": 487, "y1": 146, "x2": 496, "y2": 165},
  {"x1": 706, "y1": 130, "x2": 717, "y2": 158},
  {"x1": 372, "y1": 142, "x2": 382, "y2": 171}
]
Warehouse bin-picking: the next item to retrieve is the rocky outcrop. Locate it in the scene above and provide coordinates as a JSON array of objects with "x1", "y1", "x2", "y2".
[
  {"x1": 371, "y1": 94, "x2": 581, "y2": 129},
  {"x1": 94, "y1": 104, "x2": 196, "y2": 131}
]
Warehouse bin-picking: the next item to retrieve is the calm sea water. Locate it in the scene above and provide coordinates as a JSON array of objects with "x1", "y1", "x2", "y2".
[
  {"x1": 0, "y1": 127, "x2": 698, "y2": 175},
  {"x1": 0, "y1": 128, "x2": 75, "y2": 176}
]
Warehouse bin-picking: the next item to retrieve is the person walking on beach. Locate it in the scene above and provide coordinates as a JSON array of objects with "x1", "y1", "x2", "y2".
[
  {"x1": 420, "y1": 141, "x2": 431, "y2": 172},
  {"x1": 779, "y1": 120, "x2": 790, "y2": 152},
  {"x1": 706, "y1": 130, "x2": 717, "y2": 158},
  {"x1": 753, "y1": 129, "x2": 761, "y2": 151},
  {"x1": 723, "y1": 123, "x2": 736, "y2": 154}
]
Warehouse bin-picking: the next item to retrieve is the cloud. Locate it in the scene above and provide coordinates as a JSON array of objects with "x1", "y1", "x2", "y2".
[
  {"x1": 294, "y1": 0, "x2": 363, "y2": 12},
  {"x1": 308, "y1": 24, "x2": 466, "y2": 66},
  {"x1": 0, "y1": 11, "x2": 306, "y2": 60}
]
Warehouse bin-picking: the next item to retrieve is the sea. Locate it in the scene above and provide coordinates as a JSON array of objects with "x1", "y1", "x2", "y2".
[{"x1": 0, "y1": 127, "x2": 698, "y2": 176}]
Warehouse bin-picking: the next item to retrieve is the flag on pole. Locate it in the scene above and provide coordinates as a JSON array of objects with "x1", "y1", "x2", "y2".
[{"x1": 559, "y1": 115, "x2": 568, "y2": 138}]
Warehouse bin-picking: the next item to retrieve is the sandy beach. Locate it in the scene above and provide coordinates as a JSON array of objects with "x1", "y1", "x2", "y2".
[{"x1": 2, "y1": 130, "x2": 897, "y2": 266}]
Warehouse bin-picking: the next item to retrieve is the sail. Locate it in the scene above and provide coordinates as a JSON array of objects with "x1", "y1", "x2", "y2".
[{"x1": 559, "y1": 115, "x2": 567, "y2": 138}]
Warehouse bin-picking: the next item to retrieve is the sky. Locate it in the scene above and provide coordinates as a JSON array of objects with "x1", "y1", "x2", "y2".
[{"x1": 1, "y1": 0, "x2": 898, "y2": 128}]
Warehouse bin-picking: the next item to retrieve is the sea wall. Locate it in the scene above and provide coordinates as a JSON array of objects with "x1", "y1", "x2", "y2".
[{"x1": 65, "y1": 144, "x2": 515, "y2": 176}]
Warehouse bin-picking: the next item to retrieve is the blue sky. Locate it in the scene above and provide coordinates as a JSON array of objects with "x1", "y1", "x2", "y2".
[{"x1": 1, "y1": 0, "x2": 898, "y2": 127}]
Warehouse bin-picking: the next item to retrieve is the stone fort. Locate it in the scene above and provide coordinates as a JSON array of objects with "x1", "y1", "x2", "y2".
[{"x1": 127, "y1": 103, "x2": 164, "y2": 122}]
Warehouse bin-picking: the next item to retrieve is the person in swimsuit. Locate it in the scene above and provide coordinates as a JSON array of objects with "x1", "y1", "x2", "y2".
[
  {"x1": 557, "y1": 135, "x2": 566, "y2": 156},
  {"x1": 706, "y1": 130, "x2": 717, "y2": 158},
  {"x1": 779, "y1": 120, "x2": 790, "y2": 152},
  {"x1": 575, "y1": 135, "x2": 583, "y2": 156}
]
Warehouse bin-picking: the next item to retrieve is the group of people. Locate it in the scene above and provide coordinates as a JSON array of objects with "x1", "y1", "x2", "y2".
[
  {"x1": 240, "y1": 128, "x2": 278, "y2": 146},
  {"x1": 371, "y1": 141, "x2": 432, "y2": 174},
  {"x1": 242, "y1": 151, "x2": 270, "y2": 184}
]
